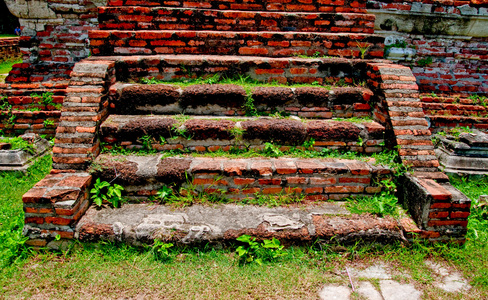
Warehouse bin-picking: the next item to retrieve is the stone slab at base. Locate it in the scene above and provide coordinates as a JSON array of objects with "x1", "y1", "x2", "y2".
[
  {"x1": 76, "y1": 202, "x2": 406, "y2": 245},
  {"x1": 0, "y1": 137, "x2": 51, "y2": 172},
  {"x1": 436, "y1": 147, "x2": 488, "y2": 175}
]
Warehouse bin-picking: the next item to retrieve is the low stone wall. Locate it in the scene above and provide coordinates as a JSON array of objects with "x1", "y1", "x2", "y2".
[
  {"x1": 401, "y1": 173, "x2": 471, "y2": 242},
  {"x1": 369, "y1": 0, "x2": 488, "y2": 95}
]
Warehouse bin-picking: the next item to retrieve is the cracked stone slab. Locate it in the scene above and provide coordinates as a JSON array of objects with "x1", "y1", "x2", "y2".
[
  {"x1": 357, "y1": 281, "x2": 383, "y2": 300},
  {"x1": 425, "y1": 260, "x2": 471, "y2": 293},
  {"x1": 350, "y1": 263, "x2": 392, "y2": 280},
  {"x1": 318, "y1": 285, "x2": 351, "y2": 300},
  {"x1": 380, "y1": 280, "x2": 422, "y2": 300},
  {"x1": 76, "y1": 202, "x2": 409, "y2": 245}
]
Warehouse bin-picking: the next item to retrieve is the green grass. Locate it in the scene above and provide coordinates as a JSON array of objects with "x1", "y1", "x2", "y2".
[
  {"x1": 0, "y1": 58, "x2": 21, "y2": 74},
  {"x1": 1, "y1": 156, "x2": 487, "y2": 299},
  {"x1": 0, "y1": 154, "x2": 51, "y2": 269},
  {"x1": 139, "y1": 73, "x2": 360, "y2": 89},
  {"x1": 0, "y1": 34, "x2": 17, "y2": 38}
]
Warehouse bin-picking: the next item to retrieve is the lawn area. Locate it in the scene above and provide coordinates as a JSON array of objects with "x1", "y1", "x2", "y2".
[
  {"x1": 0, "y1": 58, "x2": 21, "y2": 74},
  {"x1": 0, "y1": 156, "x2": 487, "y2": 299}
]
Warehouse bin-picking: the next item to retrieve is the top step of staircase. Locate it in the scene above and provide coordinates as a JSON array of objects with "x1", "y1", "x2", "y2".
[
  {"x1": 98, "y1": 7, "x2": 375, "y2": 33},
  {"x1": 107, "y1": 0, "x2": 367, "y2": 13}
]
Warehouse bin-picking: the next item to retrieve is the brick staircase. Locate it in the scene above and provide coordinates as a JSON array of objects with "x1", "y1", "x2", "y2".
[{"x1": 21, "y1": 0, "x2": 472, "y2": 247}]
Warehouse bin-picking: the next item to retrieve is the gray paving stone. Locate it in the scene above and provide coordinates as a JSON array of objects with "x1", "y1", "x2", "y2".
[
  {"x1": 426, "y1": 260, "x2": 471, "y2": 293},
  {"x1": 351, "y1": 263, "x2": 392, "y2": 280},
  {"x1": 380, "y1": 280, "x2": 422, "y2": 300},
  {"x1": 357, "y1": 281, "x2": 382, "y2": 300},
  {"x1": 318, "y1": 285, "x2": 351, "y2": 300}
]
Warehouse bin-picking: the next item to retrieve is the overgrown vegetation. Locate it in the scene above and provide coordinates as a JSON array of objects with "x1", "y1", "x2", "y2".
[
  {"x1": 346, "y1": 178, "x2": 400, "y2": 217},
  {"x1": 90, "y1": 178, "x2": 125, "y2": 208},
  {"x1": 0, "y1": 154, "x2": 51, "y2": 269},
  {"x1": 0, "y1": 135, "x2": 37, "y2": 154}
]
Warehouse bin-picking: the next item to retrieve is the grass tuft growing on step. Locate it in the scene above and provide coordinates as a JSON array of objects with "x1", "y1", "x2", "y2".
[{"x1": 140, "y1": 73, "x2": 355, "y2": 89}]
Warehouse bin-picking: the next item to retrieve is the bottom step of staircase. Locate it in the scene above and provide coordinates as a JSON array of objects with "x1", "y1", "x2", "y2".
[{"x1": 76, "y1": 202, "x2": 408, "y2": 245}]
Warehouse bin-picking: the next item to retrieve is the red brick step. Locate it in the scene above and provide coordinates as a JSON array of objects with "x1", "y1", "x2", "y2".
[
  {"x1": 99, "y1": 115, "x2": 385, "y2": 153},
  {"x1": 89, "y1": 30, "x2": 384, "y2": 58},
  {"x1": 107, "y1": 0, "x2": 367, "y2": 13},
  {"x1": 98, "y1": 7, "x2": 375, "y2": 33},
  {"x1": 91, "y1": 155, "x2": 393, "y2": 201}
]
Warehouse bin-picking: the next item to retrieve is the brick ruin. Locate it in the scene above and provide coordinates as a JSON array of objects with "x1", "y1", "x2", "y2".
[{"x1": 1, "y1": 0, "x2": 485, "y2": 246}]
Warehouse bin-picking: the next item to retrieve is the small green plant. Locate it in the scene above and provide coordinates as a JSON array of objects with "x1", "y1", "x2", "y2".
[
  {"x1": 417, "y1": 56, "x2": 433, "y2": 67},
  {"x1": 151, "y1": 240, "x2": 174, "y2": 261},
  {"x1": 468, "y1": 94, "x2": 488, "y2": 107},
  {"x1": 156, "y1": 186, "x2": 173, "y2": 202},
  {"x1": 228, "y1": 127, "x2": 246, "y2": 141},
  {"x1": 346, "y1": 179, "x2": 399, "y2": 217},
  {"x1": 302, "y1": 138, "x2": 315, "y2": 149},
  {"x1": 31, "y1": 91, "x2": 60, "y2": 109},
  {"x1": 235, "y1": 235, "x2": 285, "y2": 265},
  {"x1": 243, "y1": 94, "x2": 257, "y2": 116},
  {"x1": 90, "y1": 178, "x2": 125, "y2": 208},
  {"x1": 263, "y1": 142, "x2": 282, "y2": 157},
  {"x1": 356, "y1": 42, "x2": 371, "y2": 59},
  {"x1": 43, "y1": 119, "x2": 55, "y2": 127},
  {"x1": 0, "y1": 95, "x2": 16, "y2": 128},
  {"x1": 139, "y1": 135, "x2": 154, "y2": 152}
]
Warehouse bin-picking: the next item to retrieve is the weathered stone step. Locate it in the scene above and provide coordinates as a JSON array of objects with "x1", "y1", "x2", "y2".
[
  {"x1": 91, "y1": 155, "x2": 392, "y2": 200},
  {"x1": 427, "y1": 115, "x2": 488, "y2": 133},
  {"x1": 89, "y1": 30, "x2": 384, "y2": 58},
  {"x1": 107, "y1": 0, "x2": 367, "y2": 13},
  {"x1": 99, "y1": 115, "x2": 385, "y2": 152},
  {"x1": 76, "y1": 202, "x2": 407, "y2": 245},
  {"x1": 90, "y1": 54, "x2": 386, "y2": 85},
  {"x1": 98, "y1": 7, "x2": 375, "y2": 33},
  {"x1": 108, "y1": 83, "x2": 373, "y2": 117}
]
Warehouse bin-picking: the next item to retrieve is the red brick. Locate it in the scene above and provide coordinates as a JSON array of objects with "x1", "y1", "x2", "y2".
[
  {"x1": 25, "y1": 239, "x2": 47, "y2": 247},
  {"x1": 429, "y1": 211, "x2": 449, "y2": 219},
  {"x1": 25, "y1": 217, "x2": 44, "y2": 224},
  {"x1": 420, "y1": 230, "x2": 441, "y2": 239},
  {"x1": 339, "y1": 177, "x2": 370, "y2": 184},
  {"x1": 275, "y1": 160, "x2": 297, "y2": 174},
  {"x1": 428, "y1": 220, "x2": 468, "y2": 227},
  {"x1": 251, "y1": 161, "x2": 273, "y2": 176},
  {"x1": 45, "y1": 217, "x2": 73, "y2": 226},
  {"x1": 418, "y1": 179, "x2": 452, "y2": 201},
  {"x1": 305, "y1": 187, "x2": 323, "y2": 194},
  {"x1": 451, "y1": 211, "x2": 470, "y2": 219},
  {"x1": 243, "y1": 187, "x2": 260, "y2": 194},
  {"x1": 258, "y1": 178, "x2": 282, "y2": 185},
  {"x1": 193, "y1": 178, "x2": 214, "y2": 185},
  {"x1": 430, "y1": 202, "x2": 452, "y2": 209},
  {"x1": 284, "y1": 187, "x2": 303, "y2": 194},
  {"x1": 325, "y1": 186, "x2": 364, "y2": 193},
  {"x1": 286, "y1": 176, "x2": 308, "y2": 184},
  {"x1": 234, "y1": 178, "x2": 256, "y2": 185},
  {"x1": 309, "y1": 177, "x2": 336, "y2": 185},
  {"x1": 22, "y1": 188, "x2": 47, "y2": 203},
  {"x1": 224, "y1": 160, "x2": 247, "y2": 176},
  {"x1": 262, "y1": 187, "x2": 282, "y2": 194}
]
